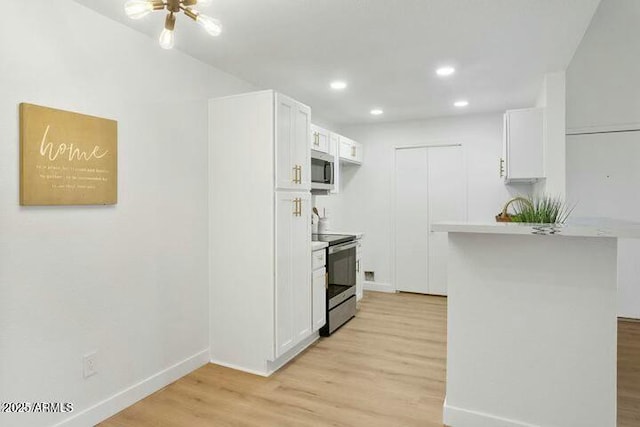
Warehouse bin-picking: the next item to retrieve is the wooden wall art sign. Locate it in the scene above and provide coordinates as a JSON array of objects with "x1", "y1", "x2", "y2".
[{"x1": 20, "y1": 103, "x2": 117, "y2": 205}]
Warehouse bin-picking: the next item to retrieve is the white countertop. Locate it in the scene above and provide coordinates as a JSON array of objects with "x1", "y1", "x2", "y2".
[
  {"x1": 312, "y1": 241, "x2": 329, "y2": 251},
  {"x1": 317, "y1": 230, "x2": 365, "y2": 239},
  {"x1": 432, "y1": 218, "x2": 640, "y2": 238}
]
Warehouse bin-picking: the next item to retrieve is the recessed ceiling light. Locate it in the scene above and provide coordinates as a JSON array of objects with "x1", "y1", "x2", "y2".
[
  {"x1": 436, "y1": 66, "x2": 456, "y2": 77},
  {"x1": 370, "y1": 109, "x2": 384, "y2": 116},
  {"x1": 330, "y1": 81, "x2": 347, "y2": 90},
  {"x1": 454, "y1": 100, "x2": 469, "y2": 107}
]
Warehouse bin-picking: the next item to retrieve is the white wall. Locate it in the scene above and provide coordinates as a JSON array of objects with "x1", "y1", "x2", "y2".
[
  {"x1": 316, "y1": 114, "x2": 522, "y2": 288},
  {"x1": 0, "y1": 2, "x2": 253, "y2": 426},
  {"x1": 566, "y1": 0, "x2": 640, "y2": 318},
  {"x1": 566, "y1": 0, "x2": 640, "y2": 132},
  {"x1": 534, "y1": 72, "x2": 567, "y2": 196}
]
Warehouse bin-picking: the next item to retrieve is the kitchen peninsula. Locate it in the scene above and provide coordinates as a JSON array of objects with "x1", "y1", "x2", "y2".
[{"x1": 432, "y1": 221, "x2": 640, "y2": 427}]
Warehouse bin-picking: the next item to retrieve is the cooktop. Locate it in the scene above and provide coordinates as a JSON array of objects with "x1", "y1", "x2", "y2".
[{"x1": 312, "y1": 234, "x2": 355, "y2": 246}]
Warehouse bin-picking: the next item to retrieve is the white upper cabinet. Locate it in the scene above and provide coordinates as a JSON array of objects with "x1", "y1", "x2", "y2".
[
  {"x1": 353, "y1": 141, "x2": 363, "y2": 163},
  {"x1": 502, "y1": 108, "x2": 544, "y2": 183},
  {"x1": 329, "y1": 132, "x2": 341, "y2": 194},
  {"x1": 276, "y1": 93, "x2": 311, "y2": 191},
  {"x1": 339, "y1": 136, "x2": 363, "y2": 165},
  {"x1": 310, "y1": 124, "x2": 330, "y2": 154}
]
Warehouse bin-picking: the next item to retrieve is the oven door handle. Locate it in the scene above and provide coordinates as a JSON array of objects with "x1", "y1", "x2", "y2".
[{"x1": 328, "y1": 241, "x2": 358, "y2": 254}]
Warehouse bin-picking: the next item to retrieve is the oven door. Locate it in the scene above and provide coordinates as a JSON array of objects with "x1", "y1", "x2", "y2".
[{"x1": 327, "y1": 241, "x2": 357, "y2": 287}]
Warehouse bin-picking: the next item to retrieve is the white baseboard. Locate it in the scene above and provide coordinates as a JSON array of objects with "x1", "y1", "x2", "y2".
[
  {"x1": 55, "y1": 349, "x2": 210, "y2": 427},
  {"x1": 363, "y1": 281, "x2": 396, "y2": 293},
  {"x1": 210, "y1": 333, "x2": 320, "y2": 378},
  {"x1": 444, "y1": 401, "x2": 538, "y2": 427},
  {"x1": 267, "y1": 332, "x2": 319, "y2": 375},
  {"x1": 209, "y1": 358, "x2": 270, "y2": 377}
]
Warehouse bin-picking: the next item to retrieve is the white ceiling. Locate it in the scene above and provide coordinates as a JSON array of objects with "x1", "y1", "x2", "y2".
[{"x1": 74, "y1": 0, "x2": 600, "y2": 125}]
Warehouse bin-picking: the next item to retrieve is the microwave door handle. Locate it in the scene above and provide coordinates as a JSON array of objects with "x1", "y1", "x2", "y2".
[{"x1": 326, "y1": 162, "x2": 333, "y2": 184}]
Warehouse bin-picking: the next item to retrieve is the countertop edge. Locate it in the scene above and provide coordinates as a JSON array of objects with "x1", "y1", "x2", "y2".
[
  {"x1": 431, "y1": 222, "x2": 640, "y2": 239},
  {"x1": 312, "y1": 241, "x2": 329, "y2": 251}
]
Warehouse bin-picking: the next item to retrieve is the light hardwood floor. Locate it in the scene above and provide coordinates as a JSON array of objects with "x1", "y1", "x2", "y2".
[{"x1": 101, "y1": 292, "x2": 640, "y2": 427}]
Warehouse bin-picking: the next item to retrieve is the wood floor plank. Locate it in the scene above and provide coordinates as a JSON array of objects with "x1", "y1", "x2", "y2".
[{"x1": 100, "y1": 292, "x2": 640, "y2": 427}]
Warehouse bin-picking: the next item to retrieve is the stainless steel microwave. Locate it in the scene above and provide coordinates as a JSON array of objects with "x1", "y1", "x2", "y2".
[{"x1": 311, "y1": 150, "x2": 335, "y2": 191}]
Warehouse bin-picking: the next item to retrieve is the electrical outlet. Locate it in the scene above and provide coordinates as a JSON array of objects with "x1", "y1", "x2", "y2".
[{"x1": 83, "y1": 352, "x2": 98, "y2": 379}]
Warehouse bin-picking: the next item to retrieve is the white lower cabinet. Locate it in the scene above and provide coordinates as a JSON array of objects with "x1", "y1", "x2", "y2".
[
  {"x1": 276, "y1": 192, "x2": 312, "y2": 358},
  {"x1": 312, "y1": 251, "x2": 327, "y2": 332}
]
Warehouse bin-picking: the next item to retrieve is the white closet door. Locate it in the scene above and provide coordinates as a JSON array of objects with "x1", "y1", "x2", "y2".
[
  {"x1": 395, "y1": 147, "x2": 429, "y2": 293},
  {"x1": 427, "y1": 146, "x2": 466, "y2": 295},
  {"x1": 394, "y1": 145, "x2": 466, "y2": 295}
]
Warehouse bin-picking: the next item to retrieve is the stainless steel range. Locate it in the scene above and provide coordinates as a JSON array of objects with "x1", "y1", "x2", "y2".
[{"x1": 313, "y1": 234, "x2": 357, "y2": 336}]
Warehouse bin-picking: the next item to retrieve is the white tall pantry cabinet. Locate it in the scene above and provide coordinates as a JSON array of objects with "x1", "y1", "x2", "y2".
[{"x1": 209, "y1": 90, "x2": 313, "y2": 376}]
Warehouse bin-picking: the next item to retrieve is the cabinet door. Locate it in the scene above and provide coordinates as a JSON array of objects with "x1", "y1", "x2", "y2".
[
  {"x1": 276, "y1": 94, "x2": 311, "y2": 190},
  {"x1": 340, "y1": 138, "x2": 353, "y2": 161},
  {"x1": 275, "y1": 192, "x2": 296, "y2": 357},
  {"x1": 275, "y1": 192, "x2": 312, "y2": 358},
  {"x1": 329, "y1": 133, "x2": 341, "y2": 194},
  {"x1": 311, "y1": 125, "x2": 330, "y2": 154},
  {"x1": 339, "y1": 137, "x2": 362, "y2": 165},
  {"x1": 276, "y1": 94, "x2": 295, "y2": 190},
  {"x1": 356, "y1": 242, "x2": 364, "y2": 301},
  {"x1": 292, "y1": 193, "x2": 312, "y2": 342},
  {"x1": 293, "y1": 101, "x2": 311, "y2": 190},
  {"x1": 312, "y1": 268, "x2": 327, "y2": 332},
  {"x1": 504, "y1": 108, "x2": 544, "y2": 181},
  {"x1": 353, "y1": 141, "x2": 364, "y2": 163}
]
